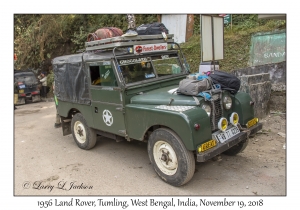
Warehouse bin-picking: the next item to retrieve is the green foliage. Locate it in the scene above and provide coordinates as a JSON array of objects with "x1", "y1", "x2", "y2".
[
  {"x1": 182, "y1": 14, "x2": 286, "y2": 72},
  {"x1": 14, "y1": 14, "x2": 158, "y2": 71},
  {"x1": 14, "y1": 14, "x2": 286, "y2": 77},
  {"x1": 14, "y1": 14, "x2": 75, "y2": 71},
  {"x1": 180, "y1": 35, "x2": 201, "y2": 73},
  {"x1": 47, "y1": 71, "x2": 54, "y2": 93},
  {"x1": 193, "y1": 15, "x2": 200, "y2": 35}
]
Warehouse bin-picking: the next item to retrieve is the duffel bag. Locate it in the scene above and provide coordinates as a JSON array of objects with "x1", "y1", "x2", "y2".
[
  {"x1": 178, "y1": 78, "x2": 211, "y2": 96},
  {"x1": 136, "y1": 22, "x2": 169, "y2": 35},
  {"x1": 209, "y1": 70, "x2": 240, "y2": 94},
  {"x1": 87, "y1": 27, "x2": 123, "y2": 41}
]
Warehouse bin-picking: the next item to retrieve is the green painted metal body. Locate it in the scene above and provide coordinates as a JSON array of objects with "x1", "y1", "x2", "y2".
[
  {"x1": 57, "y1": 79, "x2": 255, "y2": 151},
  {"x1": 125, "y1": 104, "x2": 211, "y2": 150},
  {"x1": 54, "y1": 45, "x2": 257, "y2": 152},
  {"x1": 58, "y1": 100, "x2": 95, "y2": 127},
  {"x1": 234, "y1": 92, "x2": 255, "y2": 125}
]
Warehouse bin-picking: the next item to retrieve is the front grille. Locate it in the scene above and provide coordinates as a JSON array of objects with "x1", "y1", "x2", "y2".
[{"x1": 210, "y1": 94, "x2": 223, "y2": 131}]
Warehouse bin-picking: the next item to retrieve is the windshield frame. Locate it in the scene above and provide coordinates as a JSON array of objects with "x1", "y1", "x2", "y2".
[{"x1": 115, "y1": 51, "x2": 188, "y2": 87}]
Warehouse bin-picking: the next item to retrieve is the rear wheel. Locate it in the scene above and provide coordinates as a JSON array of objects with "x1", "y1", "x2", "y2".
[
  {"x1": 148, "y1": 128, "x2": 195, "y2": 186},
  {"x1": 223, "y1": 139, "x2": 249, "y2": 156},
  {"x1": 71, "y1": 113, "x2": 97, "y2": 150}
]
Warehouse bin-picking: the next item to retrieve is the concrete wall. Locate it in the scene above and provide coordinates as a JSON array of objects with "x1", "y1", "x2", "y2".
[
  {"x1": 239, "y1": 73, "x2": 271, "y2": 118},
  {"x1": 232, "y1": 61, "x2": 286, "y2": 91},
  {"x1": 231, "y1": 61, "x2": 286, "y2": 118}
]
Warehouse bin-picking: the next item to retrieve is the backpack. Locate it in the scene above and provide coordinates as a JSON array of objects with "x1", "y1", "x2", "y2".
[
  {"x1": 177, "y1": 78, "x2": 211, "y2": 96},
  {"x1": 209, "y1": 70, "x2": 241, "y2": 94},
  {"x1": 136, "y1": 22, "x2": 169, "y2": 35}
]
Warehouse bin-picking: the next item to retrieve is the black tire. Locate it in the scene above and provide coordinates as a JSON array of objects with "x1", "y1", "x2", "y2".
[
  {"x1": 148, "y1": 128, "x2": 195, "y2": 186},
  {"x1": 223, "y1": 139, "x2": 249, "y2": 156},
  {"x1": 71, "y1": 113, "x2": 97, "y2": 150}
]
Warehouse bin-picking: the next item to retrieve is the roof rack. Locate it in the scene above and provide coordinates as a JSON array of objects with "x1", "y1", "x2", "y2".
[{"x1": 85, "y1": 34, "x2": 174, "y2": 51}]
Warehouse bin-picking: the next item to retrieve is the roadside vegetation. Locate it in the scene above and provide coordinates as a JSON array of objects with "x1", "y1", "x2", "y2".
[
  {"x1": 180, "y1": 14, "x2": 286, "y2": 72},
  {"x1": 14, "y1": 14, "x2": 285, "y2": 87}
]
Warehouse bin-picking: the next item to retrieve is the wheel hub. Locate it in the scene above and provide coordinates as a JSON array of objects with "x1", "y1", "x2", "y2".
[
  {"x1": 161, "y1": 150, "x2": 172, "y2": 165},
  {"x1": 77, "y1": 127, "x2": 83, "y2": 137},
  {"x1": 153, "y1": 141, "x2": 178, "y2": 175},
  {"x1": 74, "y1": 121, "x2": 86, "y2": 144}
]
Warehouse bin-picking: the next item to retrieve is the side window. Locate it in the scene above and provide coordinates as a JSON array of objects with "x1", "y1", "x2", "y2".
[{"x1": 89, "y1": 63, "x2": 117, "y2": 87}]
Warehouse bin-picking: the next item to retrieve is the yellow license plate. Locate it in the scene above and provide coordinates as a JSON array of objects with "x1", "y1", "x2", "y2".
[
  {"x1": 247, "y1": 118, "x2": 258, "y2": 128},
  {"x1": 199, "y1": 140, "x2": 217, "y2": 152},
  {"x1": 19, "y1": 89, "x2": 24, "y2": 93}
]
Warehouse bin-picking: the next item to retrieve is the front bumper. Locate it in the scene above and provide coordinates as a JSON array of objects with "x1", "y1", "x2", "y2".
[{"x1": 196, "y1": 122, "x2": 262, "y2": 162}]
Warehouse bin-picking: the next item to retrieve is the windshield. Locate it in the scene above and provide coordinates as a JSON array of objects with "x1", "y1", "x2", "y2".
[
  {"x1": 118, "y1": 54, "x2": 183, "y2": 84},
  {"x1": 14, "y1": 73, "x2": 37, "y2": 85}
]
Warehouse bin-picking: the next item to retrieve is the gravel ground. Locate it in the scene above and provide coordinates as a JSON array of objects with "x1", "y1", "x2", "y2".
[{"x1": 10, "y1": 101, "x2": 288, "y2": 209}]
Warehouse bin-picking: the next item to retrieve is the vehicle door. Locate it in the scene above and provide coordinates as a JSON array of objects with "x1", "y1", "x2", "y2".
[{"x1": 88, "y1": 60, "x2": 126, "y2": 136}]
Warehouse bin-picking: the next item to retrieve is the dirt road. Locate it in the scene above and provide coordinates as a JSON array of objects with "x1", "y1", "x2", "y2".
[{"x1": 12, "y1": 101, "x2": 287, "y2": 208}]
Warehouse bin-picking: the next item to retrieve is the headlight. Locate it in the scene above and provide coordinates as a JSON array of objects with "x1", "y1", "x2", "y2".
[
  {"x1": 223, "y1": 95, "x2": 232, "y2": 110},
  {"x1": 230, "y1": 112, "x2": 239, "y2": 126},
  {"x1": 218, "y1": 117, "x2": 228, "y2": 131},
  {"x1": 202, "y1": 103, "x2": 211, "y2": 117}
]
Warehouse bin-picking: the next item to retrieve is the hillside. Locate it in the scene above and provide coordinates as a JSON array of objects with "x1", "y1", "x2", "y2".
[
  {"x1": 180, "y1": 15, "x2": 286, "y2": 72},
  {"x1": 14, "y1": 14, "x2": 286, "y2": 89}
]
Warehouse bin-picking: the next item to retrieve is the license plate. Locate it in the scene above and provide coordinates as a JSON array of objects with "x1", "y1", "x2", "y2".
[
  {"x1": 200, "y1": 140, "x2": 217, "y2": 152},
  {"x1": 19, "y1": 89, "x2": 24, "y2": 93},
  {"x1": 247, "y1": 118, "x2": 258, "y2": 128},
  {"x1": 216, "y1": 126, "x2": 240, "y2": 143}
]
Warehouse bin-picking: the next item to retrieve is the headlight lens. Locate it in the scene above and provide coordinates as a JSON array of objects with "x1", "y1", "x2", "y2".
[
  {"x1": 218, "y1": 117, "x2": 228, "y2": 131},
  {"x1": 223, "y1": 95, "x2": 232, "y2": 109},
  {"x1": 202, "y1": 104, "x2": 211, "y2": 117},
  {"x1": 230, "y1": 112, "x2": 239, "y2": 126}
]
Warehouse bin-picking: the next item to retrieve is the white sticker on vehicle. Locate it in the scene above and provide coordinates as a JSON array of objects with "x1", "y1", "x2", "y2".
[
  {"x1": 103, "y1": 109, "x2": 113, "y2": 126},
  {"x1": 104, "y1": 70, "x2": 110, "y2": 79},
  {"x1": 145, "y1": 72, "x2": 155, "y2": 78},
  {"x1": 119, "y1": 57, "x2": 148, "y2": 65}
]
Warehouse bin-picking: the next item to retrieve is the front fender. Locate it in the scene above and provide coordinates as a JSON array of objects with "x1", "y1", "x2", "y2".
[
  {"x1": 125, "y1": 104, "x2": 212, "y2": 150},
  {"x1": 234, "y1": 92, "x2": 255, "y2": 125}
]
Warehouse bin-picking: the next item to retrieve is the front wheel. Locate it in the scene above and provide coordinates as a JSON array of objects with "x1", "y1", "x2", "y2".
[
  {"x1": 71, "y1": 113, "x2": 97, "y2": 150},
  {"x1": 148, "y1": 128, "x2": 195, "y2": 186}
]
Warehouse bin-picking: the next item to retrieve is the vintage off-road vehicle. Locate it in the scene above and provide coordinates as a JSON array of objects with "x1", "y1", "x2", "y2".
[{"x1": 53, "y1": 34, "x2": 262, "y2": 186}]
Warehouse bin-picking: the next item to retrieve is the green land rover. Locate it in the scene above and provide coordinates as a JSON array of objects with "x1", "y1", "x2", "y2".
[{"x1": 52, "y1": 34, "x2": 262, "y2": 186}]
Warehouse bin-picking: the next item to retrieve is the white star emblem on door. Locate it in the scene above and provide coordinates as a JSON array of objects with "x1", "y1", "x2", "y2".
[{"x1": 103, "y1": 109, "x2": 113, "y2": 126}]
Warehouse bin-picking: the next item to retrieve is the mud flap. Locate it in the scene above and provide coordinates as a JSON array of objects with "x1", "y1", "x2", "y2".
[{"x1": 61, "y1": 117, "x2": 71, "y2": 136}]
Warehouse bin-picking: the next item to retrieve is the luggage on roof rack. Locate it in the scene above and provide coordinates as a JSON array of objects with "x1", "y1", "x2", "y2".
[
  {"x1": 87, "y1": 27, "x2": 123, "y2": 42},
  {"x1": 85, "y1": 34, "x2": 174, "y2": 51}
]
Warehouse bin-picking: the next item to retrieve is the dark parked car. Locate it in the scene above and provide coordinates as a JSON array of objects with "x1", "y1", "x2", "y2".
[{"x1": 14, "y1": 70, "x2": 41, "y2": 105}]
